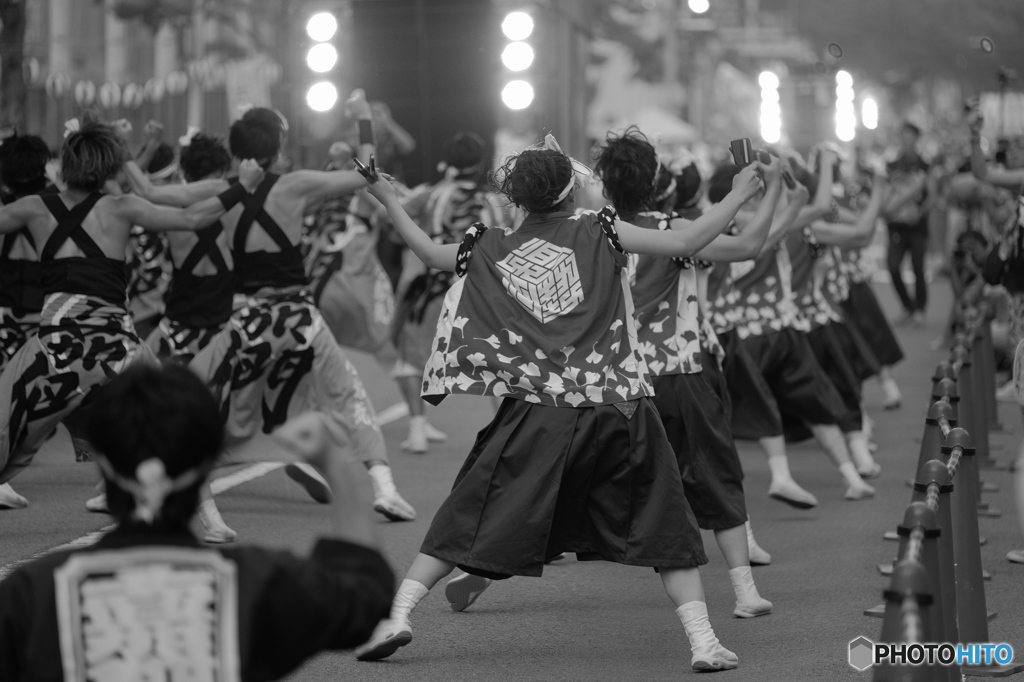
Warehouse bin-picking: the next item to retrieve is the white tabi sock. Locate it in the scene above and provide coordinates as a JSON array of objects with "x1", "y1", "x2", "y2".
[
  {"x1": 392, "y1": 579, "x2": 429, "y2": 624},
  {"x1": 368, "y1": 464, "x2": 397, "y2": 499}
]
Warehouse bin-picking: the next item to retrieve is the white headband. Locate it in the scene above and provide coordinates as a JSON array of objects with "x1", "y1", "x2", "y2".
[{"x1": 543, "y1": 133, "x2": 594, "y2": 207}]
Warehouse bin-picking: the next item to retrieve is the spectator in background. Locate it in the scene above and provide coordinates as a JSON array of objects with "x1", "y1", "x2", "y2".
[
  {"x1": 884, "y1": 121, "x2": 934, "y2": 326},
  {"x1": 0, "y1": 364, "x2": 394, "y2": 680}
]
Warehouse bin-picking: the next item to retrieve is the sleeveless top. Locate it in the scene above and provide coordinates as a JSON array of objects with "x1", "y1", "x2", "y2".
[
  {"x1": 164, "y1": 220, "x2": 236, "y2": 328},
  {"x1": 627, "y1": 211, "x2": 702, "y2": 376},
  {"x1": 231, "y1": 175, "x2": 308, "y2": 294},
  {"x1": 421, "y1": 206, "x2": 654, "y2": 407},
  {"x1": 39, "y1": 193, "x2": 127, "y2": 305},
  {"x1": 0, "y1": 226, "x2": 41, "y2": 314}
]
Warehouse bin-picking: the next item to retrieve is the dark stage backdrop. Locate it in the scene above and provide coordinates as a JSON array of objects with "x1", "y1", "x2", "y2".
[{"x1": 350, "y1": 0, "x2": 498, "y2": 186}]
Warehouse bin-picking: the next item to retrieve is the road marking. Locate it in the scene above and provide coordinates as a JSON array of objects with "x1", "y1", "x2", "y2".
[
  {"x1": 0, "y1": 525, "x2": 115, "y2": 581},
  {"x1": 210, "y1": 402, "x2": 409, "y2": 494},
  {"x1": 0, "y1": 403, "x2": 410, "y2": 579}
]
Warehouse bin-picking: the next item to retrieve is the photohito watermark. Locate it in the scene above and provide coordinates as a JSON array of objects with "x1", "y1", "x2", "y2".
[{"x1": 848, "y1": 636, "x2": 1015, "y2": 671}]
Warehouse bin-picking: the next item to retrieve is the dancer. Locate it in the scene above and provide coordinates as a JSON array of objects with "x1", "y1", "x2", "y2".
[
  {"x1": 354, "y1": 140, "x2": 764, "y2": 671},
  {"x1": 0, "y1": 364, "x2": 395, "y2": 680},
  {"x1": 392, "y1": 132, "x2": 503, "y2": 452},
  {"x1": 442, "y1": 131, "x2": 783, "y2": 614},
  {"x1": 671, "y1": 157, "x2": 798, "y2": 564},
  {"x1": 0, "y1": 119, "x2": 263, "y2": 510},
  {"x1": 784, "y1": 158, "x2": 890, "y2": 476},
  {"x1": 149, "y1": 100, "x2": 414, "y2": 538},
  {"x1": 125, "y1": 139, "x2": 176, "y2": 339},
  {"x1": 0, "y1": 135, "x2": 51, "y2": 372},
  {"x1": 707, "y1": 148, "x2": 876, "y2": 502},
  {"x1": 592, "y1": 128, "x2": 778, "y2": 616},
  {"x1": 306, "y1": 141, "x2": 396, "y2": 360}
]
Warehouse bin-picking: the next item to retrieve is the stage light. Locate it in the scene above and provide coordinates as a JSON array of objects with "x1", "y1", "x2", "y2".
[
  {"x1": 759, "y1": 70, "x2": 782, "y2": 144},
  {"x1": 835, "y1": 70, "x2": 853, "y2": 88},
  {"x1": 758, "y1": 71, "x2": 779, "y2": 90},
  {"x1": 306, "y1": 81, "x2": 338, "y2": 112},
  {"x1": 688, "y1": 0, "x2": 710, "y2": 14},
  {"x1": 862, "y1": 98, "x2": 878, "y2": 130},
  {"x1": 502, "y1": 11, "x2": 534, "y2": 41},
  {"x1": 306, "y1": 43, "x2": 338, "y2": 73},
  {"x1": 501, "y1": 41, "x2": 535, "y2": 72},
  {"x1": 306, "y1": 12, "x2": 338, "y2": 42},
  {"x1": 502, "y1": 79, "x2": 534, "y2": 110}
]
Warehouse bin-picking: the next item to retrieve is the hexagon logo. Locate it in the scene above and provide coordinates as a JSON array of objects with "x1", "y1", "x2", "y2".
[{"x1": 849, "y1": 636, "x2": 875, "y2": 672}]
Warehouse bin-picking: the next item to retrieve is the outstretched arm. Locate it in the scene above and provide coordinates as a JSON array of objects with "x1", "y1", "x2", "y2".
[
  {"x1": 969, "y1": 110, "x2": 1024, "y2": 191},
  {"x1": 694, "y1": 159, "x2": 783, "y2": 262},
  {"x1": 117, "y1": 159, "x2": 265, "y2": 232},
  {"x1": 0, "y1": 195, "x2": 43, "y2": 234},
  {"x1": 124, "y1": 160, "x2": 227, "y2": 207},
  {"x1": 366, "y1": 174, "x2": 459, "y2": 271},
  {"x1": 792, "y1": 147, "x2": 837, "y2": 228},
  {"x1": 616, "y1": 164, "x2": 763, "y2": 257},
  {"x1": 809, "y1": 174, "x2": 888, "y2": 248}
]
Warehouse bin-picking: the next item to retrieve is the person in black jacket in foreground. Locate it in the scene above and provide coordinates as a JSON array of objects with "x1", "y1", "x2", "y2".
[{"x1": 0, "y1": 363, "x2": 394, "y2": 681}]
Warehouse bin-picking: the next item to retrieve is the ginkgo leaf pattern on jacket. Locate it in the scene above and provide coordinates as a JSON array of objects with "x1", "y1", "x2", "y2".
[{"x1": 420, "y1": 207, "x2": 654, "y2": 407}]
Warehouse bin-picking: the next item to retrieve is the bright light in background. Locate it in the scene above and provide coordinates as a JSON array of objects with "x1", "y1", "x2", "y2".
[
  {"x1": 306, "y1": 12, "x2": 338, "y2": 42},
  {"x1": 835, "y1": 70, "x2": 856, "y2": 141},
  {"x1": 306, "y1": 81, "x2": 338, "y2": 112},
  {"x1": 502, "y1": 80, "x2": 535, "y2": 110},
  {"x1": 758, "y1": 71, "x2": 779, "y2": 90},
  {"x1": 306, "y1": 43, "x2": 338, "y2": 73},
  {"x1": 760, "y1": 70, "x2": 782, "y2": 144},
  {"x1": 501, "y1": 42, "x2": 535, "y2": 72},
  {"x1": 862, "y1": 97, "x2": 878, "y2": 130},
  {"x1": 688, "y1": 0, "x2": 710, "y2": 13},
  {"x1": 502, "y1": 11, "x2": 534, "y2": 41}
]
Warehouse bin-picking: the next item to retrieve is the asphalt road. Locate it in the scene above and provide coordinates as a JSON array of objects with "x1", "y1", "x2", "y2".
[{"x1": 2, "y1": 281, "x2": 1022, "y2": 681}]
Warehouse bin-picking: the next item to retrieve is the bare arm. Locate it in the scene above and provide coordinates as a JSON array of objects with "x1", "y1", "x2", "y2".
[
  {"x1": 123, "y1": 160, "x2": 227, "y2": 207},
  {"x1": 695, "y1": 161, "x2": 784, "y2": 262},
  {"x1": 367, "y1": 175, "x2": 459, "y2": 271},
  {"x1": 883, "y1": 172, "x2": 926, "y2": 216},
  {"x1": 0, "y1": 195, "x2": 42, "y2": 234},
  {"x1": 617, "y1": 165, "x2": 762, "y2": 257},
  {"x1": 285, "y1": 170, "x2": 369, "y2": 206},
  {"x1": 791, "y1": 149, "x2": 837, "y2": 229},
  {"x1": 808, "y1": 175, "x2": 888, "y2": 248},
  {"x1": 117, "y1": 159, "x2": 264, "y2": 232},
  {"x1": 969, "y1": 112, "x2": 1024, "y2": 191}
]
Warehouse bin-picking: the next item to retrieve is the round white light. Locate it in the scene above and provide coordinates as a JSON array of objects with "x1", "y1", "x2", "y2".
[
  {"x1": 836, "y1": 126, "x2": 856, "y2": 142},
  {"x1": 502, "y1": 42, "x2": 535, "y2": 72},
  {"x1": 758, "y1": 71, "x2": 779, "y2": 90},
  {"x1": 761, "y1": 88, "x2": 780, "y2": 104},
  {"x1": 862, "y1": 97, "x2": 878, "y2": 130},
  {"x1": 836, "y1": 84, "x2": 855, "y2": 101},
  {"x1": 306, "y1": 43, "x2": 338, "y2": 73},
  {"x1": 306, "y1": 12, "x2": 338, "y2": 42},
  {"x1": 501, "y1": 79, "x2": 534, "y2": 110},
  {"x1": 688, "y1": 0, "x2": 710, "y2": 13},
  {"x1": 762, "y1": 127, "x2": 782, "y2": 144},
  {"x1": 502, "y1": 11, "x2": 534, "y2": 41},
  {"x1": 835, "y1": 70, "x2": 853, "y2": 88},
  {"x1": 306, "y1": 81, "x2": 339, "y2": 112}
]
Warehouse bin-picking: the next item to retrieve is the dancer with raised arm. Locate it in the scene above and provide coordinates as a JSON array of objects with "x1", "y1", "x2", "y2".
[
  {"x1": 0, "y1": 119, "x2": 263, "y2": 510},
  {"x1": 354, "y1": 139, "x2": 763, "y2": 672}
]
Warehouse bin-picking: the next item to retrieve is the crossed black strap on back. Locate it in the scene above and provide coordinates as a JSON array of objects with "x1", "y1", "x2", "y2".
[
  {"x1": 232, "y1": 174, "x2": 301, "y2": 259},
  {"x1": 39, "y1": 193, "x2": 105, "y2": 261},
  {"x1": 179, "y1": 221, "x2": 228, "y2": 274}
]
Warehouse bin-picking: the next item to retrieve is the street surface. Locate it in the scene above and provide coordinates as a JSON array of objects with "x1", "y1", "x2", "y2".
[{"x1": 2, "y1": 281, "x2": 1022, "y2": 681}]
